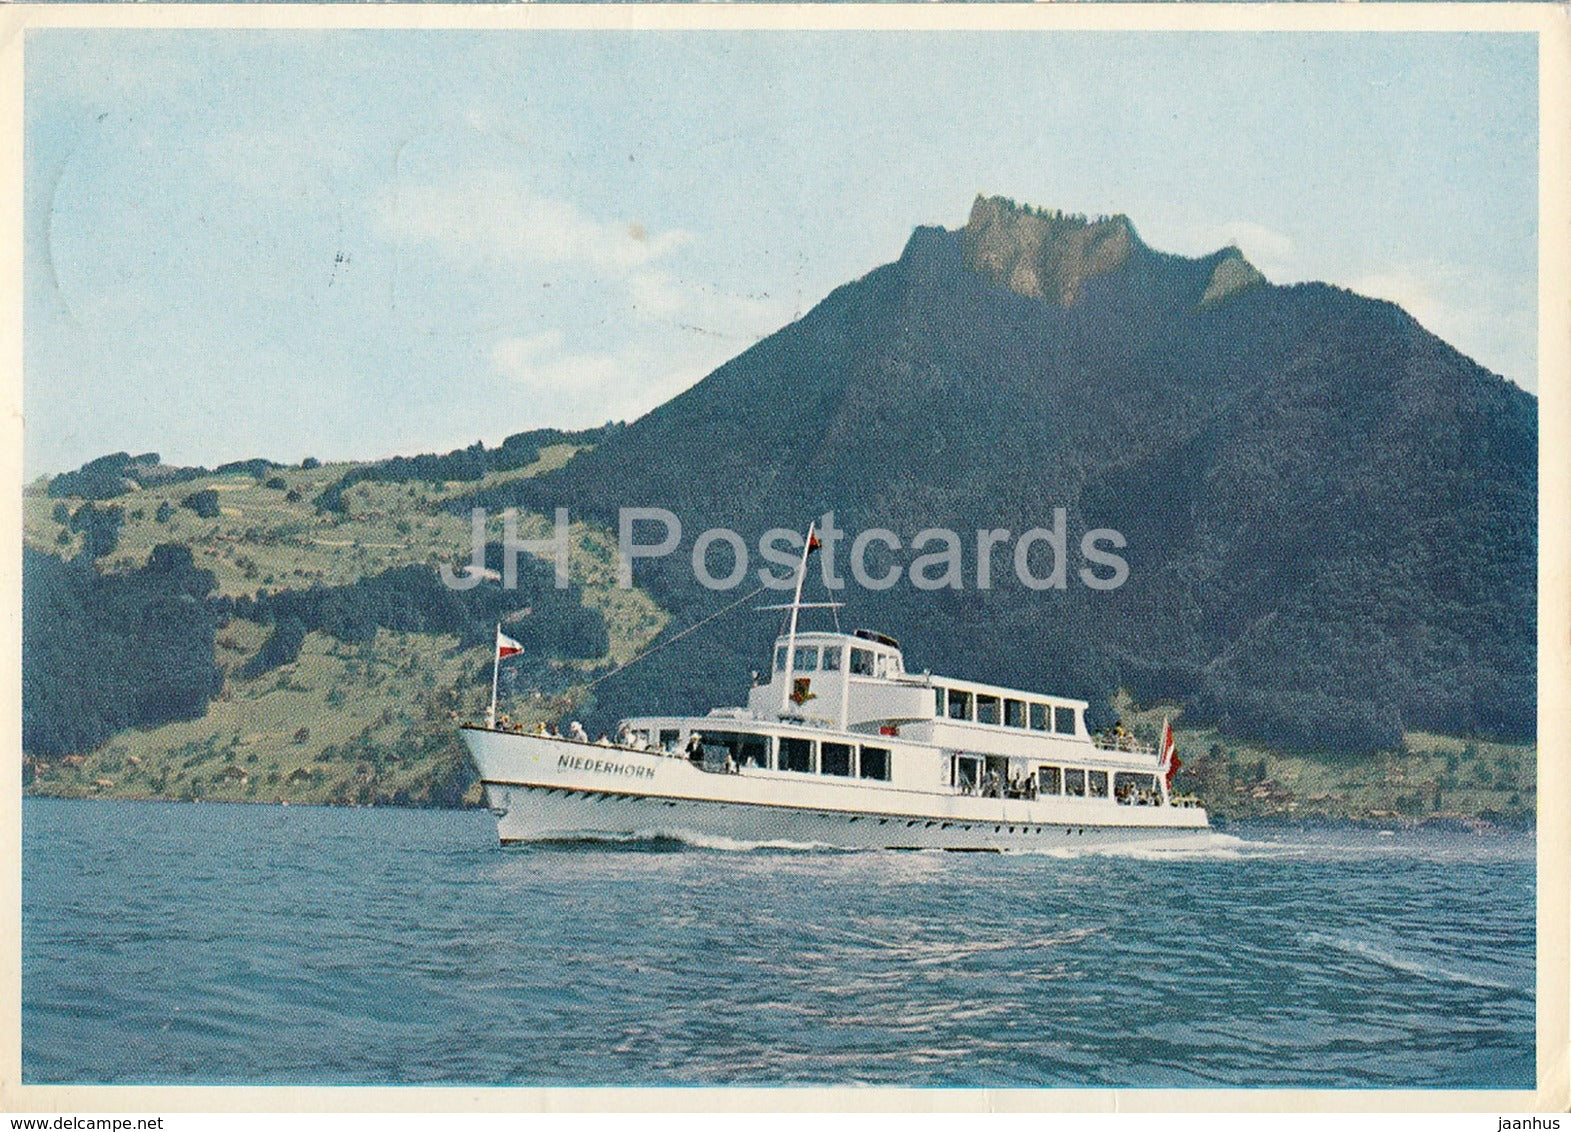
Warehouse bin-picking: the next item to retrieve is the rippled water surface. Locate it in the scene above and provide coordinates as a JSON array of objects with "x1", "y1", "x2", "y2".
[{"x1": 22, "y1": 798, "x2": 1535, "y2": 1087}]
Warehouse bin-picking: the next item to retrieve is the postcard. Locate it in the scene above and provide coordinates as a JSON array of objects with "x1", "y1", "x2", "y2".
[{"x1": 3, "y1": 3, "x2": 1566, "y2": 1115}]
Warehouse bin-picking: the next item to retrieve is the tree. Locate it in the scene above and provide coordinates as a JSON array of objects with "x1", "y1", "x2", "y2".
[
  {"x1": 182, "y1": 490, "x2": 220, "y2": 519},
  {"x1": 69, "y1": 503, "x2": 123, "y2": 560},
  {"x1": 242, "y1": 615, "x2": 309, "y2": 677},
  {"x1": 22, "y1": 544, "x2": 223, "y2": 756}
]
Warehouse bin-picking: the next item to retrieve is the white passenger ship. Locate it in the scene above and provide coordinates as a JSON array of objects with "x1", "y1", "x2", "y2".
[{"x1": 462, "y1": 529, "x2": 1208, "y2": 851}]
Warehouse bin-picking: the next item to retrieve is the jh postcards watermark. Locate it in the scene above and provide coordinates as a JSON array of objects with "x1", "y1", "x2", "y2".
[{"x1": 440, "y1": 507, "x2": 1129, "y2": 594}]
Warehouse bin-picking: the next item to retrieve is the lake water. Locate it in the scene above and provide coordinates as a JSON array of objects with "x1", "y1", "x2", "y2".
[{"x1": 21, "y1": 797, "x2": 1535, "y2": 1088}]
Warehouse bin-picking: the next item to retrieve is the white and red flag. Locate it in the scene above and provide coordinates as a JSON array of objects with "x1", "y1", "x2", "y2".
[
  {"x1": 1158, "y1": 716, "x2": 1182, "y2": 789},
  {"x1": 496, "y1": 627, "x2": 523, "y2": 660},
  {"x1": 487, "y1": 626, "x2": 524, "y2": 728}
]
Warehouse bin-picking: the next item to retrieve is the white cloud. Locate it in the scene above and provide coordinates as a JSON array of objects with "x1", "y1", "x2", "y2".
[
  {"x1": 492, "y1": 334, "x2": 620, "y2": 392},
  {"x1": 1140, "y1": 207, "x2": 1534, "y2": 389},
  {"x1": 1349, "y1": 262, "x2": 1535, "y2": 389},
  {"x1": 490, "y1": 330, "x2": 567, "y2": 382},
  {"x1": 1137, "y1": 212, "x2": 1301, "y2": 282},
  {"x1": 385, "y1": 173, "x2": 691, "y2": 276},
  {"x1": 1210, "y1": 220, "x2": 1297, "y2": 279},
  {"x1": 1175, "y1": 219, "x2": 1299, "y2": 281},
  {"x1": 1350, "y1": 266, "x2": 1456, "y2": 336},
  {"x1": 624, "y1": 269, "x2": 796, "y2": 345},
  {"x1": 628, "y1": 271, "x2": 688, "y2": 320},
  {"x1": 488, "y1": 328, "x2": 734, "y2": 426},
  {"x1": 376, "y1": 140, "x2": 799, "y2": 350}
]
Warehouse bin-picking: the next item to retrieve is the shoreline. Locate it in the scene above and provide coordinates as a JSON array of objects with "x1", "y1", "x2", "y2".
[{"x1": 19, "y1": 786, "x2": 1537, "y2": 833}]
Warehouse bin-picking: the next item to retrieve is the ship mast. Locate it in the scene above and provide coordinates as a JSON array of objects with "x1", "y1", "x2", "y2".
[
  {"x1": 779, "y1": 521, "x2": 815, "y2": 717},
  {"x1": 756, "y1": 521, "x2": 844, "y2": 719}
]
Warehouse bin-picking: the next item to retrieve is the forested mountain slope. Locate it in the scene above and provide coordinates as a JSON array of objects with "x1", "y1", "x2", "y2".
[{"x1": 485, "y1": 196, "x2": 1535, "y2": 753}]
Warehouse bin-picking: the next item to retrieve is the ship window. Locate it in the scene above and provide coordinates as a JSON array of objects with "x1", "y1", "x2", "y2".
[
  {"x1": 976, "y1": 695, "x2": 1000, "y2": 725},
  {"x1": 1054, "y1": 706, "x2": 1077, "y2": 735},
  {"x1": 953, "y1": 754, "x2": 982, "y2": 793},
  {"x1": 748, "y1": 736, "x2": 772, "y2": 770},
  {"x1": 859, "y1": 746, "x2": 891, "y2": 781},
  {"x1": 948, "y1": 690, "x2": 972, "y2": 721},
  {"x1": 934, "y1": 687, "x2": 946, "y2": 716},
  {"x1": 1065, "y1": 768, "x2": 1087, "y2": 797},
  {"x1": 822, "y1": 742, "x2": 853, "y2": 777},
  {"x1": 780, "y1": 737, "x2": 814, "y2": 774},
  {"x1": 659, "y1": 729, "x2": 680, "y2": 752},
  {"x1": 850, "y1": 647, "x2": 876, "y2": 676},
  {"x1": 774, "y1": 644, "x2": 787, "y2": 672},
  {"x1": 821, "y1": 646, "x2": 842, "y2": 672},
  {"x1": 699, "y1": 731, "x2": 771, "y2": 770},
  {"x1": 1115, "y1": 772, "x2": 1157, "y2": 803},
  {"x1": 794, "y1": 646, "x2": 820, "y2": 672},
  {"x1": 1004, "y1": 699, "x2": 1026, "y2": 728},
  {"x1": 1088, "y1": 770, "x2": 1109, "y2": 798},
  {"x1": 1038, "y1": 766, "x2": 1062, "y2": 795},
  {"x1": 1029, "y1": 703, "x2": 1049, "y2": 731}
]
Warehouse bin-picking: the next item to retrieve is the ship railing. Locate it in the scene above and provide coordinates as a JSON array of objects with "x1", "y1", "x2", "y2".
[
  {"x1": 1091, "y1": 736, "x2": 1157, "y2": 756},
  {"x1": 483, "y1": 719, "x2": 691, "y2": 758}
]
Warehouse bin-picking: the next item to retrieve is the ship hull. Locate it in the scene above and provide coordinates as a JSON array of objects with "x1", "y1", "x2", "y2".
[{"x1": 464, "y1": 727, "x2": 1210, "y2": 851}]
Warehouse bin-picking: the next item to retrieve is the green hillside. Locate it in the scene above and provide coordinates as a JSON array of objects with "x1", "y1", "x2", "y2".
[
  {"x1": 27, "y1": 444, "x2": 583, "y2": 599},
  {"x1": 21, "y1": 440, "x2": 1537, "y2": 823},
  {"x1": 22, "y1": 443, "x2": 668, "y2": 806},
  {"x1": 1112, "y1": 697, "x2": 1534, "y2": 826}
]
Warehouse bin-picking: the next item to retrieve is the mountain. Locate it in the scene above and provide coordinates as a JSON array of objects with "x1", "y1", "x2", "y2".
[
  {"x1": 22, "y1": 194, "x2": 1536, "y2": 813},
  {"x1": 479, "y1": 195, "x2": 1536, "y2": 753}
]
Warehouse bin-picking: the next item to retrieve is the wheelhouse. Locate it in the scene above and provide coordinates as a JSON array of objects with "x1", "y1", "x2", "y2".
[{"x1": 747, "y1": 628, "x2": 1093, "y2": 747}]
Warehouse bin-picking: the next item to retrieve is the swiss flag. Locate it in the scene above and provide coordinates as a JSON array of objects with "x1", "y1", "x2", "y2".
[
  {"x1": 1158, "y1": 717, "x2": 1182, "y2": 788},
  {"x1": 496, "y1": 627, "x2": 523, "y2": 660}
]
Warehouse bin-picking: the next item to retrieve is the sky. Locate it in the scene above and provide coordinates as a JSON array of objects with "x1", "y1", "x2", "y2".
[{"x1": 24, "y1": 29, "x2": 1539, "y2": 477}]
